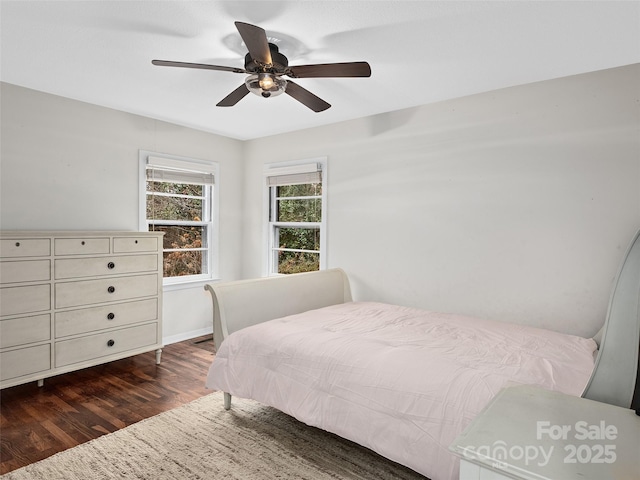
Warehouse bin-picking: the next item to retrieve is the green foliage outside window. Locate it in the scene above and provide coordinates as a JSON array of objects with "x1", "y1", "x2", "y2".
[
  {"x1": 277, "y1": 251, "x2": 320, "y2": 274},
  {"x1": 274, "y1": 183, "x2": 321, "y2": 274},
  {"x1": 147, "y1": 181, "x2": 207, "y2": 277}
]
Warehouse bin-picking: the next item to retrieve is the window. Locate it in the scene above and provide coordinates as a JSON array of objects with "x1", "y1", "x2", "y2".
[
  {"x1": 140, "y1": 152, "x2": 218, "y2": 285},
  {"x1": 265, "y1": 160, "x2": 326, "y2": 275}
]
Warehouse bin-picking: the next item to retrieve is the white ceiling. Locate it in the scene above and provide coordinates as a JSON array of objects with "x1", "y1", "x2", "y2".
[{"x1": 2, "y1": 1, "x2": 639, "y2": 140}]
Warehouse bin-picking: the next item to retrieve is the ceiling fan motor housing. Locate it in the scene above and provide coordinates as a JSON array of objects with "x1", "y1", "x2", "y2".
[{"x1": 244, "y1": 43, "x2": 289, "y2": 73}]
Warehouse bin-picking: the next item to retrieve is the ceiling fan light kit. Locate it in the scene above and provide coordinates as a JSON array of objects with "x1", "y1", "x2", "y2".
[
  {"x1": 246, "y1": 72, "x2": 286, "y2": 98},
  {"x1": 152, "y1": 21, "x2": 371, "y2": 112}
]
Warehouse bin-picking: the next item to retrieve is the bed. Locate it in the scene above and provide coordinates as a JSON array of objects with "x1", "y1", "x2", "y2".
[{"x1": 204, "y1": 229, "x2": 640, "y2": 480}]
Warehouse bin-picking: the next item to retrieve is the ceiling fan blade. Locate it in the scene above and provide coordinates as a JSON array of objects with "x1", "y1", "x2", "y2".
[
  {"x1": 216, "y1": 84, "x2": 250, "y2": 107},
  {"x1": 285, "y1": 81, "x2": 331, "y2": 112},
  {"x1": 235, "y1": 21, "x2": 272, "y2": 65},
  {"x1": 286, "y1": 62, "x2": 371, "y2": 78},
  {"x1": 152, "y1": 60, "x2": 245, "y2": 74}
]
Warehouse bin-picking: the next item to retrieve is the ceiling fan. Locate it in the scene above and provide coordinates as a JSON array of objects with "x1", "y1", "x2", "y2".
[{"x1": 152, "y1": 21, "x2": 371, "y2": 112}]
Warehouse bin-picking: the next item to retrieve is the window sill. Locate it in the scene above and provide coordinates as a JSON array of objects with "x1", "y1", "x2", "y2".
[{"x1": 162, "y1": 278, "x2": 220, "y2": 292}]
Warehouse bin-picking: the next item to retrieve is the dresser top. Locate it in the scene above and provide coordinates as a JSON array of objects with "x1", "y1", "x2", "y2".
[
  {"x1": 0, "y1": 231, "x2": 164, "y2": 237},
  {"x1": 450, "y1": 385, "x2": 640, "y2": 480}
]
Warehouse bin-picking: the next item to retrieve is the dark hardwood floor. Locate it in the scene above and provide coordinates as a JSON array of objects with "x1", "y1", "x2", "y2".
[{"x1": 0, "y1": 335, "x2": 216, "y2": 474}]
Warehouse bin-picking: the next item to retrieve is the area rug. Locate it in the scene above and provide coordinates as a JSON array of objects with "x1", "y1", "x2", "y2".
[{"x1": 2, "y1": 391, "x2": 427, "y2": 479}]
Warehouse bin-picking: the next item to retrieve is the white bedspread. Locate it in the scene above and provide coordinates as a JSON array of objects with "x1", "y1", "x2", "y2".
[{"x1": 206, "y1": 302, "x2": 596, "y2": 480}]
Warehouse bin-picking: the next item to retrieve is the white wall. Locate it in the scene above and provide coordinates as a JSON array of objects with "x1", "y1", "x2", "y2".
[
  {"x1": 242, "y1": 65, "x2": 640, "y2": 337},
  {"x1": 0, "y1": 82, "x2": 245, "y2": 343}
]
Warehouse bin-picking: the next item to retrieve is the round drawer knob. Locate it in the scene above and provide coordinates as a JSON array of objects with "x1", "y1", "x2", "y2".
[
  {"x1": 15, "y1": 242, "x2": 20, "y2": 247},
  {"x1": 107, "y1": 312, "x2": 115, "y2": 320},
  {"x1": 107, "y1": 262, "x2": 115, "y2": 269},
  {"x1": 107, "y1": 339, "x2": 115, "y2": 347},
  {"x1": 107, "y1": 286, "x2": 116, "y2": 293},
  {"x1": 81, "y1": 241, "x2": 86, "y2": 245}
]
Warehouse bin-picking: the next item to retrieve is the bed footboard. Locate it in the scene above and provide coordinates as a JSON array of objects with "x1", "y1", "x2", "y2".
[
  {"x1": 204, "y1": 268, "x2": 352, "y2": 352},
  {"x1": 205, "y1": 269, "x2": 352, "y2": 408}
]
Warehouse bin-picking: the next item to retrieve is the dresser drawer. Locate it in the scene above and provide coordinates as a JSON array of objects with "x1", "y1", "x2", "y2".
[
  {"x1": 55, "y1": 322, "x2": 158, "y2": 367},
  {"x1": 55, "y1": 255, "x2": 158, "y2": 280},
  {"x1": 55, "y1": 274, "x2": 158, "y2": 308},
  {"x1": 0, "y1": 239, "x2": 51, "y2": 258},
  {"x1": 0, "y1": 314, "x2": 50, "y2": 349},
  {"x1": 54, "y1": 238, "x2": 110, "y2": 256},
  {"x1": 0, "y1": 284, "x2": 51, "y2": 316},
  {"x1": 113, "y1": 236, "x2": 158, "y2": 253},
  {"x1": 55, "y1": 298, "x2": 158, "y2": 338},
  {"x1": 0, "y1": 260, "x2": 51, "y2": 284},
  {"x1": 0, "y1": 344, "x2": 51, "y2": 381}
]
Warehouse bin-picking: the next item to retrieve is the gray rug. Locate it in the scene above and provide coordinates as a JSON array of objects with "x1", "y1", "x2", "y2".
[{"x1": 2, "y1": 392, "x2": 428, "y2": 479}]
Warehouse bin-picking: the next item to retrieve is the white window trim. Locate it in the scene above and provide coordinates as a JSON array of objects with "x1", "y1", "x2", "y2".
[
  {"x1": 139, "y1": 150, "x2": 220, "y2": 288},
  {"x1": 263, "y1": 157, "x2": 328, "y2": 276}
]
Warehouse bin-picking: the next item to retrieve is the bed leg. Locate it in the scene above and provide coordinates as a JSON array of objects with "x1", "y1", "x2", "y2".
[{"x1": 223, "y1": 392, "x2": 232, "y2": 410}]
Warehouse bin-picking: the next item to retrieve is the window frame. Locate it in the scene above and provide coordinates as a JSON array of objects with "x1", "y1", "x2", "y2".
[
  {"x1": 139, "y1": 151, "x2": 219, "y2": 288},
  {"x1": 263, "y1": 158, "x2": 327, "y2": 276}
]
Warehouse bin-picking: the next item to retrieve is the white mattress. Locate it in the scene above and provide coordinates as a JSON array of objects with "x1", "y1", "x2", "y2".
[{"x1": 206, "y1": 302, "x2": 596, "y2": 480}]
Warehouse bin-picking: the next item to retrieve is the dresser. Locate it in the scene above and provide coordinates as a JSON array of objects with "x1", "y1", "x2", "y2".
[
  {"x1": 0, "y1": 231, "x2": 164, "y2": 389},
  {"x1": 450, "y1": 385, "x2": 640, "y2": 480}
]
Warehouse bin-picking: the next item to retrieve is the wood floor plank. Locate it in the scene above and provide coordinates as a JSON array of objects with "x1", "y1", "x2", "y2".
[
  {"x1": 81, "y1": 401, "x2": 127, "y2": 431},
  {"x1": 38, "y1": 419, "x2": 80, "y2": 451},
  {"x1": 0, "y1": 336, "x2": 215, "y2": 475}
]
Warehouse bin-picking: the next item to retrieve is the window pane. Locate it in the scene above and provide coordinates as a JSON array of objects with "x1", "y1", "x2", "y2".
[
  {"x1": 277, "y1": 183, "x2": 322, "y2": 197},
  {"x1": 147, "y1": 181, "x2": 203, "y2": 196},
  {"x1": 276, "y1": 198, "x2": 321, "y2": 222},
  {"x1": 150, "y1": 225, "x2": 205, "y2": 250},
  {"x1": 275, "y1": 227, "x2": 320, "y2": 251},
  {"x1": 276, "y1": 251, "x2": 319, "y2": 274},
  {"x1": 147, "y1": 194, "x2": 203, "y2": 221},
  {"x1": 163, "y1": 250, "x2": 204, "y2": 277}
]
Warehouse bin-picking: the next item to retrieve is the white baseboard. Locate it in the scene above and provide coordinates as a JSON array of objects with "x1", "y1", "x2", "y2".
[{"x1": 162, "y1": 327, "x2": 213, "y2": 346}]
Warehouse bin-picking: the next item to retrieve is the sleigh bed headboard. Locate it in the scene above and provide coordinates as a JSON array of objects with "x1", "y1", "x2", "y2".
[
  {"x1": 582, "y1": 228, "x2": 640, "y2": 408},
  {"x1": 204, "y1": 268, "x2": 352, "y2": 352}
]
